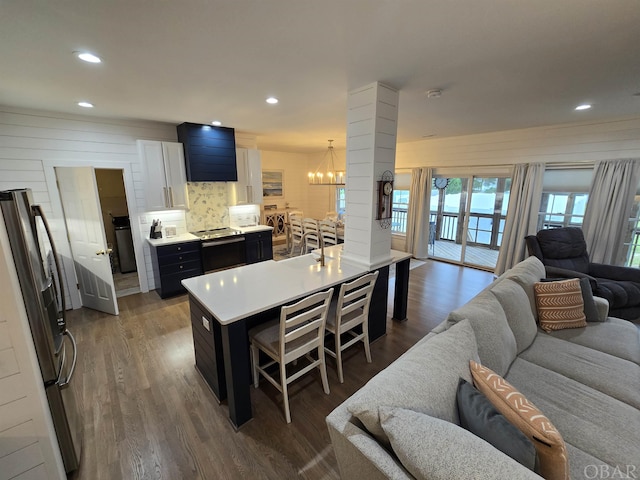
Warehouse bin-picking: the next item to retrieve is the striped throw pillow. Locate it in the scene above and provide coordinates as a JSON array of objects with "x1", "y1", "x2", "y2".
[
  {"x1": 534, "y1": 278, "x2": 587, "y2": 332},
  {"x1": 470, "y1": 360, "x2": 569, "y2": 480}
]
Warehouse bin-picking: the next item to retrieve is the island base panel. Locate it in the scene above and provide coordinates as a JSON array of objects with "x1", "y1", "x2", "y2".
[
  {"x1": 189, "y1": 297, "x2": 227, "y2": 401},
  {"x1": 393, "y1": 258, "x2": 410, "y2": 321},
  {"x1": 368, "y1": 265, "x2": 389, "y2": 341}
]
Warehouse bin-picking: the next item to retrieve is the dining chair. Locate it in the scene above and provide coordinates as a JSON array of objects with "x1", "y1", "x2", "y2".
[
  {"x1": 249, "y1": 288, "x2": 334, "y2": 423},
  {"x1": 319, "y1": 219, "x2": 338, "y2": 246},
  {"x1": 288, "y1": 210, "x2": 303, "y2": 222},
  {"x1": 325, "y1": 211, "x2": 339, "y2": 222},
  {"x1": 302, "y1": 218, "x2": 320, "y2": 253},
  {"x1": 324, "y1": 271, "x2": 378, "y2": 383},
  {"x1": 289, "y1": 217, "x2": 304, "y2": 255}
]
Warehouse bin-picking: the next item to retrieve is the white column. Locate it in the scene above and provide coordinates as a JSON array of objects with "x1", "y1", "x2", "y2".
[{"x1": 341, "y1": 82, "x2": 399, "y2": 269}]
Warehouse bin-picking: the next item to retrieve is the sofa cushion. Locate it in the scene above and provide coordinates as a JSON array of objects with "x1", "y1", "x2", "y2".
[
  {"x1": 346, "y1": 319, "x2": 479, "y2": 446},
  {"x1": 546, "y1": 318, "x2": 640, "y2": 365},
  {"x1": 446, "y1": 291, "x2": 517, "y2": 376},
  {"x1": 505, "y1": 358, "x2": 640, "y2": 471},
  {"x1": 578, "y1": 277, "x2": 601, "y2": 322},
  {"x1": 457, "y1": 379, "x2": 538, "y2": 472},
  {"x1": 470, "y1": 361, "x2": 569, "y2": 480},
  {"x1": 490, "y1": 279, "x2": 538, "y2": 353},
  {"x1": 519, "y1": 334, "x2": 640, "y2": 409},
  {"x1": 502, "y1": 256, "x2": 546, "y2": 313},
  {"x1": 379, "y1": 407, "x2": 542, "y2": 480},
  {"x1": 534, "y1": 278, "x2": 587, "y2": 332}
]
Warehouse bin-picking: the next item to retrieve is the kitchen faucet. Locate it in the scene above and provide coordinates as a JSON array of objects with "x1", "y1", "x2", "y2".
[{"x1": 300, "y1": 231, "x2": 325, "y2": 267}]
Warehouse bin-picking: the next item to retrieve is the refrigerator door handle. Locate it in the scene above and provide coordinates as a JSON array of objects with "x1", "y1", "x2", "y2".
[
  {"x1": 32, "y1": 205, "x2": 66, "y2": 319},
  {"x1": 58, "y1": 329, "x2": 78, "y2": 389}
]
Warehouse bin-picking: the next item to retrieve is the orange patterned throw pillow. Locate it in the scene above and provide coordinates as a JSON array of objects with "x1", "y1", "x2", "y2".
[
  {"x1": 534, "y1": 278, "x2": 587, "y2": 332},
  {"x1": 470, "y1": 360, "x2": 569, "y2": 480}
]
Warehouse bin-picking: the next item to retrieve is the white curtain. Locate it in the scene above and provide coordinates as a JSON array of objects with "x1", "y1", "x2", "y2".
[
  {"x1": 582, "y1": 158, "x2": 640, "y2": 264},
  {"x1": 405, "y1": 167, "x2": 432, "y2": 258},
  {"x1": 495, "y1": 162, "x2": 545, "y2": 275}
]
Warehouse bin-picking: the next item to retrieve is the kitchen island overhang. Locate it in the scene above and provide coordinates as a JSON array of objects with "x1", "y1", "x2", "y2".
[{"x1": 182, "y1": 246, "x2": 411, "y2": 429}]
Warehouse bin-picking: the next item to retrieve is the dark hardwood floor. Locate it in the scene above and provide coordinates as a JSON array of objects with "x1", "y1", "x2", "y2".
[{"x1": 67, "y1": 260, "x2": 494, "y2": 480}]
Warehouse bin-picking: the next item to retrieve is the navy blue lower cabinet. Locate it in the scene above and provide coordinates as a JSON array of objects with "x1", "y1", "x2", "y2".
[
  {"x1": 244, "y1": 231, "x2": 273, "y2": 264},
  {"x1": 150, "y1": 241, "x2": 203, "y2": 298}
]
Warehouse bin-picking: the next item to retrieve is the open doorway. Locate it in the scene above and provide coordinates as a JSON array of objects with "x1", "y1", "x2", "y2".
[{"x1": 95, "y1": 169, "x2": 140, "y2": 297}]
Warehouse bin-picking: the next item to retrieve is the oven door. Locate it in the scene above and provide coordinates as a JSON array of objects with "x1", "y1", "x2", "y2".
[{"x1": 201, "y1": 236, "x2": 246, "y2": 273}]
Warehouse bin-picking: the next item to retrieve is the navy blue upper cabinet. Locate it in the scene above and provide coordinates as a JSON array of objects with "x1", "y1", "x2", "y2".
[{"x1": 177, "y1": 122, "x2": 238, "y2": 181}]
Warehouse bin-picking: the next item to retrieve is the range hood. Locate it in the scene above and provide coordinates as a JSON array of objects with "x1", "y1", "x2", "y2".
[{"x1": 177, "y1": 122, "x2": 238, "y2": 182}]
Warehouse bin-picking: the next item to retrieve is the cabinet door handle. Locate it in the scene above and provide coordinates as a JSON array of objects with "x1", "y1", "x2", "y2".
[
  {"x1": 168, "y1": 186, "x2": 174, "y2": 207},
  {"x1": 163, "y1": 187, "x2": 169, "y2": 207},
  {"x1": 247, "y1": 185, "x2": 253, "y2": 204}
]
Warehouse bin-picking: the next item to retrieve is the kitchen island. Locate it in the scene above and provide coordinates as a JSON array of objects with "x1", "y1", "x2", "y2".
[{"x1": 182, "y1": 246, "x2": 411, "y2": 428}]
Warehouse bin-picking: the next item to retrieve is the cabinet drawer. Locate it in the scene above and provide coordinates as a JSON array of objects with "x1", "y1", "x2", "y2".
[
  {"x1": 158, "y1": 249, "x2": 201, "y2": 267},
  {"x1": 156, "y1": 242, "x2": 200, "y2": 257},
  {"x1": 159, "y1": 259, "x2": 202, "y2": 276}
]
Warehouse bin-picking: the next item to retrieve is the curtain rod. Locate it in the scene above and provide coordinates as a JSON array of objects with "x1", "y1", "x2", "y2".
[{"x1": 394, "y1": 161, "x2": 595, "y2": 172}]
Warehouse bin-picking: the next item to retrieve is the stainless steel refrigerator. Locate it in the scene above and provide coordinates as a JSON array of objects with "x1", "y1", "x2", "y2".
[{"x1": 0, "y1": 188, "x2": 82, "y2": 473}]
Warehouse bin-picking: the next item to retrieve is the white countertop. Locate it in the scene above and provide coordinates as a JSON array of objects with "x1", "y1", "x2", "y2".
[
  {"x1": 146, "y1": 233, "x2": 199, "y2": 246},
  {"x1": 182, "y1": 253, "x2": 367, "y2": 324},
  {"x1": 181, "y1": 244, "x2": 413, "y2": 325},
  {"x1": 235, "y1": 225, "x2": 273, "y2": 234},
  {"x1": 145, "y1": 225, "x2": 273, "y2": 247}
]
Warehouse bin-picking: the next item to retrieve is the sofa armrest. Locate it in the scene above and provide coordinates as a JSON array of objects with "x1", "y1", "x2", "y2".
[
  {"x1": 544, "y1": 266, "x2": 598, "y2": 290},
  {"x1": 326, "y1": 406, "x2": 412, "y2": 480},
  {"x1": 592, "y1": 296, "x2": 610, "y2": 322},
  {"x1": 589, "y1": 262, "x2": 640, "y2": 283}
]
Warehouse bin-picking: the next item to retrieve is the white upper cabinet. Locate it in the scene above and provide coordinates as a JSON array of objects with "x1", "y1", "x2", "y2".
[
  {"x1": 137, "y1": 140, "x2": 188, "y2": 210},
  {"x1": 230, "y1": 148, "x2": 263, "y2": 205}
]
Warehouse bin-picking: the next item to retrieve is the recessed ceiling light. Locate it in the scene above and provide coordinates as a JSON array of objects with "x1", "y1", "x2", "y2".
[
  {"x1": 211, "y1": 120, "x2": 222, "y2": 126},
  {"x1": 575, "y1": 104, "x2": 592, "y2": 111},
  {"x1": 75, "y1": 51, "x2": 102, "y2": 63},
  {"x1": 266, "y1": 97, "x2": 279, "y2": 104},
  {"x1": 77, "y1": 101, "x2": 94, "y2": 108}
]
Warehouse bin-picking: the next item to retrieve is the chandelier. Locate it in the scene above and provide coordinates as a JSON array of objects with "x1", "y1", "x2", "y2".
[{"x1": 308, "y1": 140, "x2": 345, "y2": 185}]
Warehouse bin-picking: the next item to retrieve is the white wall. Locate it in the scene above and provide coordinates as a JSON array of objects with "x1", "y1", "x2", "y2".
[
  {"x1": 396, "y1": 116, "x2": 640, "y2": 169},
  {"x1": 260, "y1": 150, "x2": 310, "y2": 213},
  {"x1": 0, "y1": 106, "x2": 179, "y2": 300}
]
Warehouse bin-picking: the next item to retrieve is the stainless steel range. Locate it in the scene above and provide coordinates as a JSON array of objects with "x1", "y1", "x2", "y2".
[
  {"x1": 191, "y1": 227, "x2": 242, "y2": 241},
  {"x1": 191, "y1": 228, "x2": 246, "y2": 272}
]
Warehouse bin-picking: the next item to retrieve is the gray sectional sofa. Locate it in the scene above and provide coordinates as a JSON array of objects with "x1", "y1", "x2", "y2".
[{"x1": 326, "y1": 256, "x2": 640, "y2": 479}]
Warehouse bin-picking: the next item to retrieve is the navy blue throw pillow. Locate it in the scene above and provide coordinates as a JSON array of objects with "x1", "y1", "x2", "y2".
[{"x1": 457, "y1": 378, "x2": 539, "y2": 472}]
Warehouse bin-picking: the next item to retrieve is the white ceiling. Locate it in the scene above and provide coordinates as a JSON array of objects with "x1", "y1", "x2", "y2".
[{"x1": 2, "y1": 0, "x2": 639, "y2": 152}]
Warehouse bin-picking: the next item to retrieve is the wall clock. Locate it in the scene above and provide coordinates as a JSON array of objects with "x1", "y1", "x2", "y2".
[
  {"x1": 377, "y1": 170, "x2": 394, "y2": 228},
  {"x1": 434, "y1": 177, "x2": 449, "y2": 190}
]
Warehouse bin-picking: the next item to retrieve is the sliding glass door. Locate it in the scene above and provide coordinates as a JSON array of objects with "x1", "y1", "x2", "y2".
[{"x1": 431, "y1": 176, "x2": 511, "y2": 270}]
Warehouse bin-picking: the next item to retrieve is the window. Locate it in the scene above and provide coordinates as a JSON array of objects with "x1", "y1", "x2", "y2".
[
  {"x1": 336, "y1": 187, "x2": 346, "y2": 215},
  {"x1": 391, "y1": 189, "x2": 409, "y2": 234},
  {"x1": 624, "y1": 196, "x2": 640, "y2": 267},
  {"x1": 537, "y1": 192, "x2": 588, "y2": 231}
]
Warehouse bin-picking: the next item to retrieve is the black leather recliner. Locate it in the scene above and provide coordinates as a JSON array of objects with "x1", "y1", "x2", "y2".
[{"x1": 525, "y1": 227, "x2": 640, "y2": 321}]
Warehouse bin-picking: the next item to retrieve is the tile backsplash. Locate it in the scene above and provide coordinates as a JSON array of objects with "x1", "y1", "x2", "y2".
[{"x1": 186, "y1": 182, "x2": 229, "y2": 231}]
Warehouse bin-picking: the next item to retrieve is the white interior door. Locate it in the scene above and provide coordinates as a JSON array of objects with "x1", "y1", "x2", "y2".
[{"x1": 56, "y1": 167, "x2": 118, "y2": 315}]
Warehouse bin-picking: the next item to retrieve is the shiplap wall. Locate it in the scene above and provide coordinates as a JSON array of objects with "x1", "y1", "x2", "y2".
[
  {"x1": 0, "y1": 106, "x2": 178, "y2": 299},
  {"x1": 0, "y1": 211, "x2": 65, "y2": 480},
  {"x1": 395, "y1": 116, "x2": 640, "y2": 169}
]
